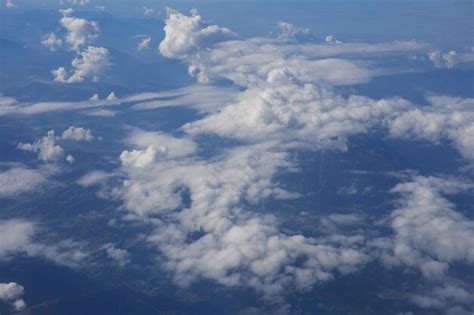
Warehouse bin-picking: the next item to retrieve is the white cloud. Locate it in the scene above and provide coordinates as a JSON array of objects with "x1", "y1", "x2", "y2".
[
  {"x1": 0, "y1": 219, "x2": 35, "y2": 260},
  {"x1": 18, "y1": 130, "x2": 65, "y2": 162},
  {"x1": 159, "y1": 8, "x2": 235, "y2": 59},
  {"x1": 106, "y1": 91, "x2": 117, "y2": 101},
  {"x1": 5, "y1": 0, "x2": 15, "y2": 8},
  {"x1": 0, "y1": 166, "x2": 54, "y2": 198},
  {"x1": 0, "y1": 95, "x2": 22, "y2": 115},
  {"x1": 0, "y1": 282, "x2": 25, "y2": 311},
  {"x1": 124, "y1": 129, "x2": 197, "y2": 159},
  {"x1": 53, "y1": 46, "x2": 111, "y2": 83},
  {"x1": 41, "y1": 32, "x2": 63, "y2": 51},
  {"x1": 60, "y1": 9, "x2": 99, "y2": 52},
  {"x1": 428, "y1": 50, "x2": 474, "y2": 69},
  {"x1": 325, "y1": 35, "x2": 342, "y2": 44},
  {"x1": 277, "y1": 22, "x2": 309, "y2": 40},
  {"x1": 428, "y1": 50, "x2": 458, "y2": 69},
  {"x1": 0, "y1": 219, "x2": 90, "y2": 268},
  {"x1": 143, "y1": 6, "x2": 155, "y2": 17},
  {"x1": 389, "y1": 95, "x2": 474, "y2": 161},
  {"x1": 66, "y1": 154, "x2": 75, "y2": 163},
  {"x1": 77, "y1": 170, "x2": 114, "y2": 187},
  {"x1": 18, "y1": 127, "x2": 94, "y2": 162},
  {"x1": 183, "y1": 82, "x2": 410, "y2": 149},
  {"x1": 61, "y1": 126, "x2": 94, "y2": 141},
  {"x1": 137, "y1": 36, "x2": 151, "y2": 51},
  {"x1": 409, "y1": 284, "x2": 473, "y2": 314},
  {"x1": 103, "y1": 243, "x2": 130, "y2": 267},
  {"x1": 116, "y1": 138, "x2": 368, "y2": 297},
  {"x1": 377, "y1": 176, "x2": 474, "y2": 279}
]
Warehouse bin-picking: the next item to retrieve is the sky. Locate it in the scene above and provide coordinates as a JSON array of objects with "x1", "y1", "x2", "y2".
[{"x1": 0, "y1": 0, "x2": 473, "y2": 314}]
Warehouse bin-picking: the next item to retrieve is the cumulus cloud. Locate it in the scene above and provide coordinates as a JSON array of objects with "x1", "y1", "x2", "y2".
[
  {"x1": 389, "y1": 95, "x2": 474, "y2": 161},
  {"x1": 428, "y1": 50, "x2": 474, "y2": 69},
  {"x1": 325, "y1": 35, "x2": 342, "y2": 44},
  {"x1": 61, "y1": 126, "x2": 94, "y2": 141},
  {"x1": 158, "y1": 10, "x2": 425, "y2": 87},
  {"x1": 379, "y1": 176, "x2": 474, "y2": 276},
  {"x1": 60, "y1": 9, "x2": 99, "y2": 51},
  {"x1": 159, "y1": 8, "x2": 235, "y2": 59},
  {"x1": 101, "y1": 9, "x2": 474, "y2": 300},
  {"x1": 183, "y1": 82, "x2": 410, "y2": 149},
  {"x1": 18, "y1": 126, "x2": 95, "y2": 162},
  {"x1": 41, "y1": 32, "x2": 63, "y2": 51},
  {"x1": 124, "y1": 129, "x2": 197, "y2": 159},
  {"x1": 277, "y1": 22, "x2": 309, "y2": 40},
  {"x1": 52, "y1": 46, "x2": 111, "y2": 83},
  {"x1": 18, "y1": 130, "x2": 65, "y2": 162},
  {"x1": 116, "y1": 136, "x2": 369, "y2": 297},
  {"x1": 103, "y1": 243, "x2": 130, "y2": 267},
  {"x1": 0, "y1": 282, "x2": 25, "y2": 311},
  {"x1": 106, "y1": 91, "x2": 117, "y2": 101}
]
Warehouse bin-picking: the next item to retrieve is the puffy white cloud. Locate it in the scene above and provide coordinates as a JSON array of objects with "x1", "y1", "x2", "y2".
[
  {"x1": 18, "y1": 126, "x2": 95, "y2": 162},
  {"x1": 18, "y1": 130, "x2": 65, "y2": 162},
  {"x1": 428, "y1": 50, "x2": 458, "y2": 69},
  {"x1": 388, "y1": 95, "x2": 474, "y2": 161},
  {"x1": 277, "y1": 22, "x2": 309, "y2": 40},
  {"x1": 52, "y1": 46, "x2": 111, "y2": 83},
  {"x1": 325, "y1": 35, "x2": 342, "y2": 44},
  {"x1": 124, "y1": 129, "x2": 197, "y2": 159},
  {"x1": 428, "y1": 50, "x2": 474, "y2": 69},
  {"x1": 0, "y1": 282, "x2": 25, "y2": 311},
  {"x1": 61, "y1": 126, "x2": 94, "y2": 141},
  {"x1": 41, "y1": 32, "x2": 63, "y2": 51},
  {"x1": 137, "y1": 36, "x2": 151, "y2": 51},
  {"x1": 103, "y1": 243, "x2": 130, "y2": 267},
  {"x1": 377, "y1": 176, "x2": 474, "y2": 278},
  {"x1": 60, "y1": 9, "x2": 99, "y2": 52},
  {"x1": 183, "y1": 82, "x2": 410, "y2": 149},
  {"x1": 106, "y1": 91, "x2": 117, "y2": 101},
  {"x1": 116, "y1": 138, "x2": 369, "y2": 297},
  {"x1": 89, "y1": 93, "x2": 100, "y2": 101},
  {"x1": 159, "y1": 8, "x2": 235, "y2": 59},
  {"x1": 66, "y1": 154, "x2": 76, "y2": 163}
]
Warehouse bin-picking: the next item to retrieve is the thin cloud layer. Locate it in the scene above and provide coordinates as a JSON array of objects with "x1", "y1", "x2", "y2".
[
  {"x1": 0, "y1": 219, "x2": 89, "y2": 268},
  {"x1": 0, "y1": 165, "x2": 55, "y2": 198}
]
